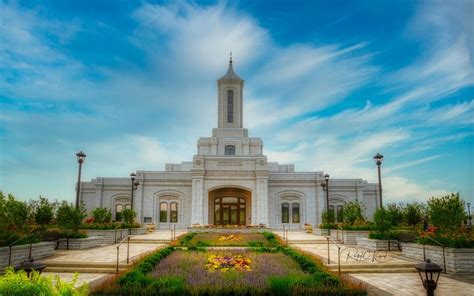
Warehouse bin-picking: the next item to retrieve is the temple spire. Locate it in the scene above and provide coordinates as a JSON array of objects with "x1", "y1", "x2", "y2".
[
  {"x1": 220, "y1": 53, "x2": 241, "y2": 80},
  {"x1": 230, "y1": 51, "x2": 232, "y2": 65}
]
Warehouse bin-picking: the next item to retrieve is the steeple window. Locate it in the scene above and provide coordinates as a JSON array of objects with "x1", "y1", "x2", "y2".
[{"x1": 227, "y1": 90, "x2": 233, "y2": 123}]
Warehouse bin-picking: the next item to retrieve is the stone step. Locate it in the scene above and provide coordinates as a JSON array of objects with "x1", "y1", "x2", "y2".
[
  {"x1": 44, "y1": 266, "x2": 125, "y2": 274},
  {"x1": 128, "y1": 239, "x2": 170, "y2": 244},
  {"x1": 331, "y1": 267, "x2": 417, "y2": 274},
  {"x1": 40, "y1": 261, "x2": 130, "y2": 269},
  {"x1": 327, "y1": 263, "x2": 415, "y2": 270},
  {"x1": 288, "y1": 240, "x2": 337, "y2": 244}
]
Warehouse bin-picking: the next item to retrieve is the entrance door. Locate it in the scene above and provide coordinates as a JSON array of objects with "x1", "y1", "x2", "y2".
[{"x1": 214, "y1": 197, "x2": 246, "y2": 225}]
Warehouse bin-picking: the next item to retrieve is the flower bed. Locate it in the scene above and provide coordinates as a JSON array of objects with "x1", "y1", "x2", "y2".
[{"x1": 91, "y1": 246, "x2": 366, "y2": 295}]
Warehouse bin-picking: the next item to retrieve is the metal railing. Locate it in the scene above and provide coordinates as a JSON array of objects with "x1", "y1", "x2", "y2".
[
  {"x1": 116, "y1": 235, "x2": 130, "y2": 274},
  {"x1": 325, "y1": 236, "x2": 342, "y2": 276},
  {"x1": 421, "y1": 236, "x2": 447, "y2": 274},
  {"x1": 8, "y1": 234, "x2": 37, "y2": 266},
  {"x1": 336, "y1": 224, "x2": 344, "y2": 244}
]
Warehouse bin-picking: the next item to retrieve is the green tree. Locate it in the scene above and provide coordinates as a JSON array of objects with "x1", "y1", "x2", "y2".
[
  {"x1": 92, "y1": 208, "x2": 112, "y2": 223},
  {"x1": 1, "y1": 193, "x2": 29, "y2": 232},
  {"x1": 56, "y1": 202, "x2": 86, "y2": 233},
  {"x1": 373, "y1": 207, "x2": 392, "y2": 234},
  {"x1": 385, "y1": 203, "x2": 404, "y2": 227},
  {"x1": 122, "y1": 209, "x2": 137, "y2": 227},
  {"x1": 342, "y1": 201, "x2": 365, "y2": 226},
  {"x1": 428, "y1": 193, "x2": 465, "y2": 234},
  {"x1": 35, "y1": 196, "x2": 55, "y2": 227},
  {"x1": 403, "y1": 202, "x2": 425, "y2": 226}
]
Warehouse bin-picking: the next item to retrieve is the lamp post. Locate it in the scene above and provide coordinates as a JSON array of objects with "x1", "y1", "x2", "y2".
[
  {"x1": 75, "y1": 151, "x2": 86, "y2": 209},
  {"x1": 415, "y1": 259, "x2": 443, "y2": 296},
  {"x1": 468, "y1": 202, "x2": 472, "y2": 227},
  {"x1": 130, "y1": 172, "x2": 139, "y2": 211},
  {"x1": 373, "y1": 153, "x2": 384, "y2": 208}
]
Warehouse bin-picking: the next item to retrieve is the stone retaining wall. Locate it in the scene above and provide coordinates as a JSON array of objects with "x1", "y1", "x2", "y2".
[
  {"x1": 58, "y1": 237, "x2": 103, "y2": 250},
  {"x1": 402, "y1": 243, "x2": 474, "y2": 274},
  {"x1": 314, "y1": 229, "x2": 330, "y2": 236},
  {"x1": 84, "y1": 229, "x2": 130, "y2": 244},
  {"x1": 342, "y1": 231, "x2": 369, "y2": 245},
  {"x1": 356, "y1": 237, "x2": 390, "y2": 251},
  {"x1": 0, "y1": 242, "x2": 55, "y2": 269},
  {"x1": 130, "y1": 228, "x2": 146, "y2": 235}
]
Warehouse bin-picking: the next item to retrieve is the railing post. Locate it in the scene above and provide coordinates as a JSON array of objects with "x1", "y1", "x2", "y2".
[
  {"x1": 116, "y1": 245, "x2": 119, "y2": 274},
  {"x1": 114, "y1": 228, "x2": 117, "y2": 243},
  {"x1": 338, "y1": 246, "x2": 341, "y2": 276},
  {"x1": 127, "y1": 236, "x2": 130, "y2": 264},
  {"x1": 326, "y1": 237, "x2": 330, "y2": 264},
  {"x1": 8, "y1": 246, "x2": 12, "y2": 266},
  {"x1": 29, "y1": 243, "x2": 33, "y2": 260},
  {"x1": 423, "y1": 243, "x2": 426, "y2": 261},
  {"x1": 285, "y1": 229, "x2": 288, "y2": 245},
  {"x1": 388, "y1": 240, "x2": 391, "y2": 252},
  {"x1": 442, "y1": 247, "x2": 446, "y2": 274}
]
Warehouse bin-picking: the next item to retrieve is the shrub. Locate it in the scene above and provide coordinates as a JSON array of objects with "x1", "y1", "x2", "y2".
[
  {"x1": 373, "y1": 207, "x2": 392, "y2": 233},
  {"x1": 0, "y1": 267, "x2": 88, "y2": 295},
  {"x1": 0, "y1": 192, "x2": 29, "y2": 233},
  {"x1": 92, "y1": 208, "x2": 112, "y2": 224},
  {"x1": 321, "y1": 209, "x2": 335, "y2": 225},
  {"x1": 417, "y1": 234, "x2": 474, "y2": 248},
  {"x1": 428, "y1": 193, "x2": 465, "y2": 235},
  {"x1": 385, "y1": 203, "x2": 404, "y2": 227},
  {"x1": 56, "y1": 202, "x2": 87, "y2": 233},
  {"x1": 122, "y1": 209, "x2": 137, "y2": 226},
  {"x1": 342, "y1": 201, "x2": 365, "y2": 226},
  {"x1": 35, "y1": 196, "x2": 55, "y2": 227},
  {"x1": 403, "y1": 202, "x2": 425, "y2": 226}
]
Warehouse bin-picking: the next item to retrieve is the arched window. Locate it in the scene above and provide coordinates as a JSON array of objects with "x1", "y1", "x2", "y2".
[
  {"x1": 227, "y1": 90, "x2": 233, "y2": 123},
  {"x1": 225, "y1": 145, "x2": 235, "y2": 156},
  {"x1": 159, "y1": 203, "x2": 168, "y2": 222},
  {"x1": 170, "y1": 202, "x2": 178, "y2": 223},
  {"x1": 281, "y1": 203, "x2": 289, "y2": 223},
  {"x1": 125, "y1": 204, "x2": 131, "y2": 210},
  {"x1": 292, "y1": 203, "x2": 300, "y2": 223}
]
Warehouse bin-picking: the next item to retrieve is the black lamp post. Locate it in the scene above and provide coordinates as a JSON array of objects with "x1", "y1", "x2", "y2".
[
  {"x1": 415, "y1": 259, "x2": 443, "y2": 296},
  {"x1": 373, "y1": 153, "x2": 384, "y2": 208},
  {"x1": 467, "y1": 202, "x2": 472, "y2": 227},
  {"x1": 130, "y1": 172, "x2": 139, "y2": 211},
  {"x1": 75, "y1": 151, "x2": 86, "y2": 209}
]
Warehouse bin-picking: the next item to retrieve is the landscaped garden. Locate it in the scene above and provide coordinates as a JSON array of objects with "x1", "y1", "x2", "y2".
[{"x1": 92, "y1": 232, "x2": 366, "y2": 295}]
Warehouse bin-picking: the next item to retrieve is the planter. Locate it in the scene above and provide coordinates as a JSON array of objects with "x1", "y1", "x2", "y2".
[
  {"x1": 356, "y1": 237, "x2": 390, "y2": 251},
  {"x1": 146, "y1": 224, "x2": 156, "y2": 233},
  {"x1": 58, "y1": 237, "x2": 103, "y2": 250},
  {"x1": 342, "y1": 231, "x2": 369, "y2": 245},
  {"x1": 304, "y1": 226, "x2": 313, "y2": 233},
  {"x1": 402, "y1": 243, "x2": 474, "y2": 274},
  {"x1": 0, "y1": 242, "x2": 55, "y2": 270}
]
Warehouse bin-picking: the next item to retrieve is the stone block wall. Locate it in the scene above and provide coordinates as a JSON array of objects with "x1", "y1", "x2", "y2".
[
  {"x1": 85, "y1": 229, "x2": 130, "y2": 244},
  {"x1": 0, "y1": 242, "x2": 55, "y2": 269},
  {"x1": 356, "y1": 237, "x2": 390, "y2": 251},
  {"x1": 402, "y1": 243, "x2": 474, "y2": 274},
  {"x1": 58, "y1": 237, "x2": 103, "y2": 250},
  {"x1": 342, "y1": 231, "x2": 369, "y2": 245}
]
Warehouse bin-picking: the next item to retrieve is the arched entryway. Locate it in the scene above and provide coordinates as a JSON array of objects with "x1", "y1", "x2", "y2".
[{"x1": 208, "y1": 188, "x2": 251, "y2": 225}]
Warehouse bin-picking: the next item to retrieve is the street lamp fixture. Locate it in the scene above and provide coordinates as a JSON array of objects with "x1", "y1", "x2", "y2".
[
  {"x1": 75, "y1": 151, "x2": 86, "y2": 209},
  {"x1": 373, "y1": 152, "x2": 384, "y2": 208},
  {"x1": 323, "y1": 174, "x2": 330, "y2": 212},
  {"x1": 130, "y1": 172, "x2": 139, "y2": 211},
  {"x1": 415, "y1": 259, "x2": 443, "y2": 296}
]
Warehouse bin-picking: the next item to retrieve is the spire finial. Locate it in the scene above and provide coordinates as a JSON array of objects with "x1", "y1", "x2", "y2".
[{"x1": 229, "y1": 51, "x2": 233, "y2": 65}]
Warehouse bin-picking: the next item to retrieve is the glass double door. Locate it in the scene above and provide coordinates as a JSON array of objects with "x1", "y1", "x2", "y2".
[{"x1": 214, "y1": 197, "x2": 246, "y2": 225}]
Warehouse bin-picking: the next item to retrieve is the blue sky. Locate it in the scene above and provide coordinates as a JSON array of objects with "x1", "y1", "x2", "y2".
[{"x1": 0, "y1": 0, "x2": 473, "y2": 205}]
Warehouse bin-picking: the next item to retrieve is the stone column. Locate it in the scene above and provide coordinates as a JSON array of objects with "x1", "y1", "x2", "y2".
[{"x1": 255, "y1": 178, "x2": 268, "y2": 225}]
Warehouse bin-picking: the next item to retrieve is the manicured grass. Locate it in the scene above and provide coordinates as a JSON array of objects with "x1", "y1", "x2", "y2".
[{"x1": 177, "y1": 232, "x2": 280, "y2": 247}]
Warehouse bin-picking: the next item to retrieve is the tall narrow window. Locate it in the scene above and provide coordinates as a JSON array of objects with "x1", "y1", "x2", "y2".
[
  {"x1": 281, "y1": 203, "x2": 289, "y2": 223},
  {"x1": 170, "y1": 202, "x2": 178, "y2": 223},
  {"x1": 336, "y1": 205, "x2": 344, "y2": 223},
  {"x1": 160, "y1": 202, "x2": 168, "y2": 222},
  {"x1": 227, "y1": 90, "x2": 233, "y2": 123},
  {"x1": 292, "y1": 203, "x2": 300, "y2": 223},
  {"x1": 225, "y1": 145, "x2": 235, "y2": 156}
]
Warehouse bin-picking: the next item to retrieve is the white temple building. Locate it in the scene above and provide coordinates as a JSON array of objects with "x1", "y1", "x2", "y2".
[{"x1": 80, "y1": 58, "x2": 378, "y2": 229}]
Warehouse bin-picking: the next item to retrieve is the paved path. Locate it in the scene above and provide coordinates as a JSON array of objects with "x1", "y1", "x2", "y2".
[{"x1": 351, "y1": 273, "x2": 474, "y2": 296}]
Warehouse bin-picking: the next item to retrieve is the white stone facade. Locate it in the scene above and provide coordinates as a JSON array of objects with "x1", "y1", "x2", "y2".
[{"x1": 80, "y1": 60, "x2": 378, "y2": 229}]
